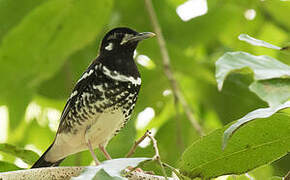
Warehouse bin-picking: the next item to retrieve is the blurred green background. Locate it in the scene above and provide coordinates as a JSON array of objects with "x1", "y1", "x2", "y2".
[{"x1": 0, "y1": 0, "x2": 289, "y2": 179}]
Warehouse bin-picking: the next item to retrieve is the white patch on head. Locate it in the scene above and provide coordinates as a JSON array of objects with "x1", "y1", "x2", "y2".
[
  {"x1": 102, "y1": 66, "x2": 141, "y2": 85},
  {"x1": 105, "y1": 43, "x2": 113, "y2": 51},
  {"x1": 77, "y1": 69, "x2": 94, "y2": 83},
  {"x1": 107, "y1": 33, "x2": 119, "y2": 41},
  {"x1": 120, "y1": 34, "x2": 134, "y2": 45}
]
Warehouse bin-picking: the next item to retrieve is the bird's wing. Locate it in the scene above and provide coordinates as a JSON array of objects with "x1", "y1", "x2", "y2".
[{"x1": 56, "y1": 60, "x2": 100, "y2": 134}]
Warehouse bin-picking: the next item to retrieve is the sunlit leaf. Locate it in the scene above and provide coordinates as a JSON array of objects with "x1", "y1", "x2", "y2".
[
  {"x1": 179, "y1": 113, "x2": 290, "y2": 179},
  {"x1": 0, "y1": 144, "x2": 39, "y2": 165},
  {"x1": 223, "y1": 101, "x2": 290, "y2": 149},
  {"x1": 0, "y1": 0, "x2": 47, "y2": 42},
  {"x1": 0, "y1": 0, "x2": 113, "y2": 131},
  {"x1": 0, "y1": 0, "x2": 113, "y2": 89},
  {"x1": 71, "y1": 158, "x2": 150, "y2": 180},
  {"x1": 249, "y1": 79, "x2": 290, "y2": 107},
  {"x1": 0, "y1": 161, "x2": 22, "y2": 172},
  {"x1": 238, "y1": 34, "x2": 281, "y2": 50},
  {"x1": 215, "y1": 51, "x2": 290, "y2": 91}
]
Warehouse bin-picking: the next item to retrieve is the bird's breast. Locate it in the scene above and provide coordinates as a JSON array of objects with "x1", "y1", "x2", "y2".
[{"x1": 64, "y1": 64, "x2": 141, "y2": 135}]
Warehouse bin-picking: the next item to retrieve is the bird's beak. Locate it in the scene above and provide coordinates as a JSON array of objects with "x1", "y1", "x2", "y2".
[{"x1": 128, "y1": 32, "x2": 156, "y2": 42}]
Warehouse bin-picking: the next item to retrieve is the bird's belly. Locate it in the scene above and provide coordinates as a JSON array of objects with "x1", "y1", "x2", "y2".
[
  {"x1": 87, "y1": 109, "x2": 125, "y2": 147},
  {"x1": 46, "y1": 109, "x2": 125, "y2": 162}
]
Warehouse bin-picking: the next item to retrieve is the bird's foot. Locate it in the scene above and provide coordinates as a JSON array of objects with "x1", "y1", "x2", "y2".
[
  {"x1": 126, "y1": 166, "x2": 155, "y2": 175},
  {"x1": 127, "y1": 166, "x2": 143, "y2": 173}
]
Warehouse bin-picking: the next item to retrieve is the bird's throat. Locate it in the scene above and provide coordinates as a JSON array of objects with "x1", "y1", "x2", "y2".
[{"x1": 98, "y1": 53, "x2": 140, "y2": 79}]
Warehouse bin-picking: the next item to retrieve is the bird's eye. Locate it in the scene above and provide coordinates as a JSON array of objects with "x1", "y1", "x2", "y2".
[{"x1": 105, "y1": 42, "x2": 113, "y2": 51}]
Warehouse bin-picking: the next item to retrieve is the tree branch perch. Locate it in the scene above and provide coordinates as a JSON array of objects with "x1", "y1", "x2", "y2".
[{"x1": 0, "y1": 167, "x2": 174, "y2": 180}]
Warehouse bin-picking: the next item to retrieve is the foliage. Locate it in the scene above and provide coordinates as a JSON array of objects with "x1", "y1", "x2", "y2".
[
  {"x1": 178, "y1": 113, "x2": 290, "y2": 179},
  {"x1": 0, "y1": 143, "x2": 39, "y2": 165},
  {"x1": 0, "y1": 0, "x2": 289, "y2": 179},
  {"x1": 71, "y1": 158, "x2": 150, "y2": 180}
]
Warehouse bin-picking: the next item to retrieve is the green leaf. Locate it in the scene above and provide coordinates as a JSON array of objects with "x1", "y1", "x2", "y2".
[
  {"x1": 93, "y1": 169, "x2": 121, "y2": 180},
  {"x1": 0, "y1": 0, "x2": 113, "y2": 89},
  {"x1": 0, "y1": 0, "x2": 47, "y2": 42},
  {"x1": 71, "y1": 158, "x2": 150, "y2": 180},
  {"x1": 238, "y1": 34, "x2": 281, "y2": 50},
  {"x1": 248, "y1": 165, "x2": 275, "y2": 180},
  {"x1": 0, "y1": 143, "x2": 39, "y2": 165},
  {"x1": 6, "y1": 91, "x2": 32, "y2": 131},
  {"x1": 0, "y1": 161, "x2": 22, "y2": 172},
  {"x1": 0, "y1": 0, "x2": 113, "y2": 131},
  {"x1": 215, "y1": 52, "x2": 290, "y2": 91},
  {"x1": 223, "y1": 101, "x2": 290, "y2": 149},
  {"x1": 37, "y1": 40, "x2": 98, "y2": 100},
  {"x1": 178, "y1": 113, "x2": 290, "y2": 179},
  {"x1": 249, "y1": 79, "x2": 290, "y2": 107},
  {"x1": 19, "y1": 120, "x2": 55, "y2": 151}
]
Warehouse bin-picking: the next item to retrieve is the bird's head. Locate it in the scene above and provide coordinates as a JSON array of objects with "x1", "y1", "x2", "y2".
[{"x1": 100, "y1": 27, "x2": 155, "y2": 55}]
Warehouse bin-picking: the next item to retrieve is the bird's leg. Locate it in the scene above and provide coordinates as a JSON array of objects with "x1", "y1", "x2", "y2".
[
  {"x1": 85, "y1": 125, "x2": 100, "y2": 165},
  {"x1": 99, "y1": 144, "x2": 112, "y2": 160},
  {"x1": 86, "y1": 139, "x2": 100, "y2": 166}
]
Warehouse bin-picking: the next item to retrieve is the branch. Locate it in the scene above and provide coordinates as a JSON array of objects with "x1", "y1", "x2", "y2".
[
  {"x1": 126, "y1": 130, "x2": 185, "y2": 180},
  {"x1": 147, "y1": 131, "x2": 168, "y2": 180},
  {"x1": 126, "y1": 130, "x2": 150, "y2": 158},
  {"x1": 285, "y1": 171, "x2": 290, "y2": 180},
  {"x1": 144, "y1": 0, "x2": 204, "y2": 136},
  {"x1": 0, "y1": 167, "x2": 174, "y2": 180},
  {"x1": 126, "y1": 130, "x2": 168, "y2": 179}
]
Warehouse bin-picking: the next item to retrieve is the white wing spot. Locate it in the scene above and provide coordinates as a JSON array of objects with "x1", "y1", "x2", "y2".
[
  {"x1": 105, "y1": 43, "x2": 113, "y2": 51},
  {"x1": 77, "y1": 69, "x2": 94, "y2": 83},
  {"x1": 95, "y1": 64, "x2": 99, "y2": 70},
  {"x1": 70, "y1": 90, "x2": 78, "y2": 99}
]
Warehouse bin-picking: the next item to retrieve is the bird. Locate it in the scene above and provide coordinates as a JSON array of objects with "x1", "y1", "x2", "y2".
[{"x1": 31, "y1": 27, "x2": 155, "y2": 168}]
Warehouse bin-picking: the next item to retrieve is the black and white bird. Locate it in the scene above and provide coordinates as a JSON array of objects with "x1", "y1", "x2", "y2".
[{"x1": 31, "y1": 27, "x2": 155, "y2": 168}]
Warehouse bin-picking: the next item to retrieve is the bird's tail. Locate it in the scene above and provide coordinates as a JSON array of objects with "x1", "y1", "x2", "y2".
[{"x1": 31, "y1": 144, "x2": 64, "y2": 168}]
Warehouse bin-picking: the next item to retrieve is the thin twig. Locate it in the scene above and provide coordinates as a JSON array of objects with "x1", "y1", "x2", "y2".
[
  {"x1": 147, "y1": 131, "x2": 160, "y2": 160},
  {"x1": 144, "y1": 0, "x2": 204, "y2": 136},
  {"x1": 126, "y1": 130, "x2": 169, "y2": 179},
  {"x1": 126, "y1": 130, "x2": 150, "y2": 158},
  {"x1": 285, "y1": 171, "x2": 290, "y2": 180},
  {"x1": 147, "y1": 131, "x2": 168, "y2": 180}
]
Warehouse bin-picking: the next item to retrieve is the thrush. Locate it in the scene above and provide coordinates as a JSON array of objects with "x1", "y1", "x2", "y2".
[{"x1": 31, "y1": 27, "x2": 155, "y2": 168}]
